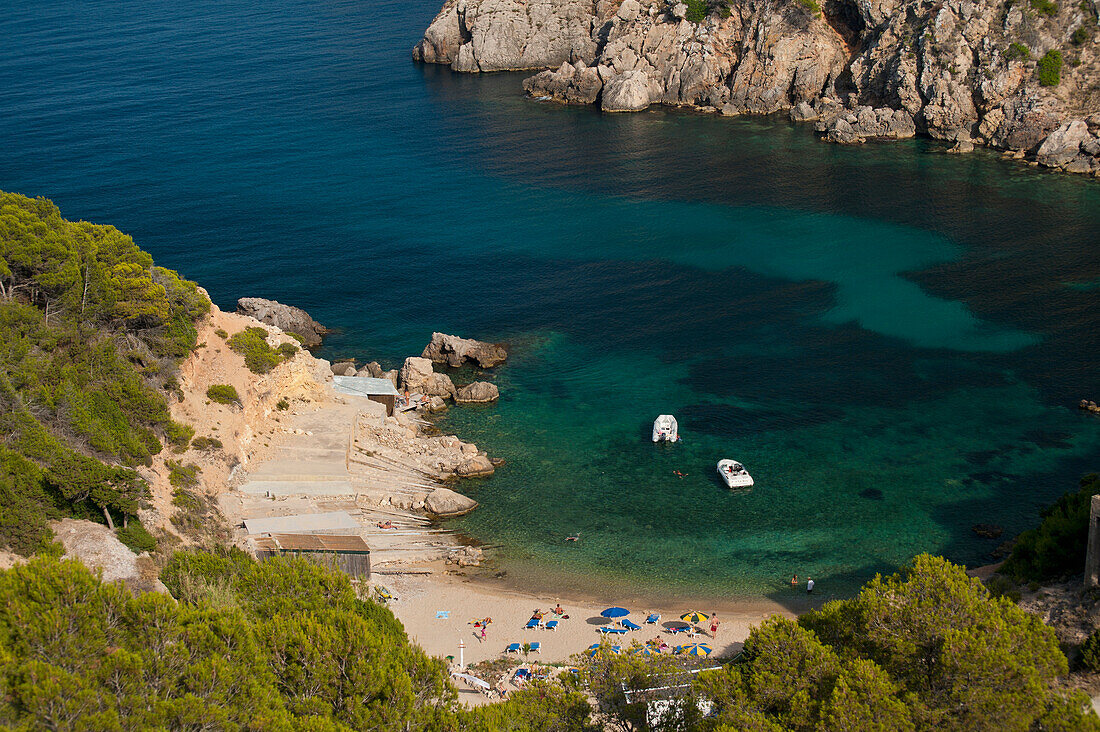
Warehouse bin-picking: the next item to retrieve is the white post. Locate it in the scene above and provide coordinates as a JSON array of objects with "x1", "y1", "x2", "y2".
[{"x1": 459, "y1": 639, "x2": 466, "y2": 669}]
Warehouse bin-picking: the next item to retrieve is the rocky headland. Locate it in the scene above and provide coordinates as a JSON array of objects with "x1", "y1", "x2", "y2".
[{"x1": 414, "y1": 0, "x2": 1100, "y2": 176}]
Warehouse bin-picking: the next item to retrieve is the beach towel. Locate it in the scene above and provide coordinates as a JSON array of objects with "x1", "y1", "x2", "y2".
[{"x1": 435, "y1": 611, "x2": 450, "y2": 619}]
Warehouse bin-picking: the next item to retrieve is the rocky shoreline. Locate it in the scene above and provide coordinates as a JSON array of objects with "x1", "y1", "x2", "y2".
[{"x1": 414, "y1": 0, "x2": 1100, "y2": 177}]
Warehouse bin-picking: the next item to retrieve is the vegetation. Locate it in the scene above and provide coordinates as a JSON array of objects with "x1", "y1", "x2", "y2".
[
  {"x1": 1030, "y1": 0, "x2": 1059, "y2": 15},
  {"x1": 166, "y1": 460, "x2": 200, "y2": 489},
  {"x1": 694, "y1": 555, "x2": 1094, "y2": 731},
  {"x1": 115, "y1": 518, "x2": 157, "y2": 554},
  {"x1": 0, "y1": 191, "x2": 209, "y2": 554},
  {"x1": 1002, "y1": 473, "x2": 1098, "y2": 582},
  {"x1": 684, "y1": 0, "x2": 708, "y2": 22},
  {"x1": 1083, "y1": 628, "x2": 1100, "y2": 671},
  {"x1": 1073, "y1": 26, "x2": 1092, "y2": 44},
  {"x1": 1006, "y1": 41, "x2": 1032, "y2": 60},
  {"x1": 214, "y1": 327, "x2": 228, "y2": 339},
  {"x1": 0, "y1": 552, "x2": 458, "y2": 730},
  {"x1": 1038, "y1": 49, "x2": 1064, "y2": 85},
  {"x1": 227, "y1": 326, "x2": 294, "y2": 374},
  {"x1": 190, "y1": 435, "x2": 223, "y2": 451},
  {"x1": 276, "y1": 397, "x2": 290, "y2": 411},
  {"x1": 205, "y1": 383, "x2": 240, "y2": 405},
  {"x1": 795, "y1": 0, "x2": 822, "y2": 14}
]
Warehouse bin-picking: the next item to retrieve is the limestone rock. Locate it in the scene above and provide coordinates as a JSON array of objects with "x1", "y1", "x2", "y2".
[
  {"x1": 399, "y1": 357, "x2": 435, "y2": 392},
  {"x1": 331, "y1": 361, "x2": 358, "y2": 377},
  {"x1": 524, "y1": 61, "x2": 604, "y2": 104},
  {"x1": 236, "y1": 298, "x2": 327, "y2": 347},
  {"x1": 424, "y1": 487, "x2": 479, "y2": 516},
  {"x1": 357, "y1": 361, "x2": 384, "y2": 378},
  {"x1": 456, "y1": 454, "x2": 496, "y2": 477},
  {"x1": 456, "y1": 381, "x2": 500, "y2": 403},
  {"x1": 601, "y1": 70, "x2": 650, "y2": 112},
  {"x1": 422, "y1": 332, "x2": 507, "y2": 368},
  {"x1": 1036, "y1": 121, "x2": 1092, "y2": 169},
  {"x1": 382, "y1": 369, "x2": 399, "y2": 388},
  {"x1": 670, "y1": 2, "x2": 687, "y2": 20}
]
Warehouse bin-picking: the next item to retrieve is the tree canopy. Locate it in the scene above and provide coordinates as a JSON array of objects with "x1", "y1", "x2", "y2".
[{"x1": 0, "y1": 191, "x2": 210, "y2": 553}]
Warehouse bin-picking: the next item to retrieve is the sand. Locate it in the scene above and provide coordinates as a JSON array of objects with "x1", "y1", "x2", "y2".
[{"x1": 379, "y1": 561, "x2": 793, "y2": 704}]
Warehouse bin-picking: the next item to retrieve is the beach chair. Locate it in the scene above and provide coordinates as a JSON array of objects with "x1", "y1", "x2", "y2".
[
  {"x1": 525, "y1": 618, "x2": 541, "y2": 630},
  {"x1": 598, "y1": 626, "x2": 627, "y2": 635},
  {"x1": 621, "y1": 619, "x2": 642, "y2": 631},
  {"x1": 668, "y1": 625, "x2": 689, "y2": 634},
  {"x1": 645, "y1": 613, "x2": 660, "y2": 624},
  {"x1": 529, "y1": 642, "x2": 541, "y2": 653},
  {"x1": 505, "y1": 643, "x2": 521, "y2": 654},
  {"x1": 514, "y1": 668, "x2": 531, "y2": 681},
  {"x1": 544, "y1": 620, "x2": 558, "y2": 631}
]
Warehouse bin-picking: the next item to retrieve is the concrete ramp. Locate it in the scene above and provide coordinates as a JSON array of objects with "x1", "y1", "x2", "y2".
[{"x1": 244, "y1": 511, "x2": 360, "y2": 535}]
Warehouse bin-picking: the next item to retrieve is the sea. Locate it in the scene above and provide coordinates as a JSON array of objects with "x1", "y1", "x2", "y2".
[{"x1": 3, "y1": 0, "x2": 1100, "y2": 605}]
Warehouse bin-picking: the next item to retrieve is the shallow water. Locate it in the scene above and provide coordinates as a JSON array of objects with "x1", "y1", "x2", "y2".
[{"x1": 3, "y1": 0, "x2": 1099, "y2": 601}]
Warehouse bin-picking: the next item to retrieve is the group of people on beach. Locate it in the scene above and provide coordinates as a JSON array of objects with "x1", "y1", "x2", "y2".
[{"x1": 790, "y1": 574, "x2": 815, "y2": 594}]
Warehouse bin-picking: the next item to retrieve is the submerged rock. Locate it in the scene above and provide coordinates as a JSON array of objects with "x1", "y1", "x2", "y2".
[
  {"x1": 456, "y1": 381, "x2": 500, "y2": 403},
  {"x1": 456, "y1": 454, "x2": 495, "y2": 477},
  {"x1": 237, "y1": 298, "x2": 327, "y2": 347}
]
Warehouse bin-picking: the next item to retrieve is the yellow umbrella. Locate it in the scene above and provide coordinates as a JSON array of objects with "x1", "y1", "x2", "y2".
[{"x1": 680, "y1": 611, "x2": 709, "y2": 624}]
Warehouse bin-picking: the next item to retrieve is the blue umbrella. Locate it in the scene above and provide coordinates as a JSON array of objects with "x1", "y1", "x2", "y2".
[
  {"x1": 601, "y1": 607, "x2": 630, "y2": 618},
  {"x1": 586, "y1": 643, "x2": 622, "y2": 656},
  {"x1": 632, "y1": 645, "x2": 656, "y2": 656}
]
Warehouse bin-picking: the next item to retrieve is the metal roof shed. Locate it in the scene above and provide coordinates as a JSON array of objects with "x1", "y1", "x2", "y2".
[
  {"x1": 332, "y1": 375, "x2": 399, "y2": 416},
  {"x1": 254, "y1": 533, "x2": 371, "y2": 578}
]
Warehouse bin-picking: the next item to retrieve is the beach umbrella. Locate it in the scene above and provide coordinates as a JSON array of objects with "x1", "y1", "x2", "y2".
[
  {"x1": 632, "y1": 645, "x2": 656, "y2": 656},
  {"x1": 601, "y1": 607, "x2": 630, "y2": 618},
  {"x1": 680, "y1": 611, "x2": 709, "y2": 624},
  {"x1": 586, "y1": 643, "x2": 622, "y2": 656},
  {"x1": 679, "y1": 643, "x2": 713, "y2": 657}
]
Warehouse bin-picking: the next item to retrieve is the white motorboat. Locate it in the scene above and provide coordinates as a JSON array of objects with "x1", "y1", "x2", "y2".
[
  {"x1": 717, "y1": 459, "x2": 753, "y2": 488},
  {"x1": 652, "y1": 414, "x2": 679, "y2": 443}
]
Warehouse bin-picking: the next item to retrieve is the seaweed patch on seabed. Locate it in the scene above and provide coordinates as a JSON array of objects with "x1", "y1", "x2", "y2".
[{"x1": 859, "y1": 488, "x2": 884, "y2": 500}]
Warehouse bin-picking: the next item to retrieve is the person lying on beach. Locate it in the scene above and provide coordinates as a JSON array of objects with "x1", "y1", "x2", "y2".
[{"x1": 377, "y1": 520, "x2": 395, "y2": 529}]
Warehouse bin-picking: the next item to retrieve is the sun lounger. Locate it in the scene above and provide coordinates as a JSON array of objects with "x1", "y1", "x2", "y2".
[
  {"x1": 598, "y1": 626, "x2": 628, "y2": 635},
  {"x1": 668, "y1": 625, "x2": 689, "y2": 634},
  {"x1": 621, "y1": 619, "x2": 642, "y2": 631},
  {"x1": 514, "y1": 668, "x2": 531, "y2": 680},
  {"x1": 505, "y1": 643, "x2": 521, "y2": 654},
  {"x1": 529, "y1": 642, "x2": 541, "y2": 653},
  {"x1": 645, "y1": 613, "x2": 660, "y2": 624},
  {"x1": 525, "y1": 618, "x2": 541, "y2": 629},
  {"x1": 545, "y1": 620, "x2": 558, "y2": 631}
]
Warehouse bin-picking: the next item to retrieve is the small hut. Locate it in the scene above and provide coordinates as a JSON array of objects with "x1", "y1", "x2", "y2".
[
  {"x1": 254, "y1": 533, "x2": 371, "y2": 578},
  {"x1": 332, "y1": 375, "x2": 399, "y2": 416}
]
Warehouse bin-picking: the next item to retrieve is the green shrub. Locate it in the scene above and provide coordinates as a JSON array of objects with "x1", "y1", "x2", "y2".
[
  {"x1": 164, "y1": 420, "x2": 194, "y2": 448},
  {"x1": 684, "y1": 0, "x2": 708, "y2": 21},
  {"x1": 166, "y1": 460, "x2": 200, "y2": 489},
  {"x1": 206, "y1": 384, "x2": 240, "y2": 405},
  {"x1": 1030, "y1": 0, "x2": 1058, "y2": 15},
  {"x1": 1005, "y1": 42, "x2": 1031, "y2": 60},
  {"x1": 1072, "y1": 26, "x2": 1091, "y2": 44},
  {"x1": 214, "y1": 328, "x2": 228, "y2": 339},
  {"x1": 276, "y1": 397, "x2": 290, "y2": 411},
  {"x1": 228, "y1": 327, "x2": 284, "y2": 374},
  {"x1": 277, "y1": 342, "x2": 298, "y2": 358},
  {"x1": 115, "y1": 520, "x2": 157, "y2": 554},
  {"x1": 1038, "y1": 49, "x2": 1063, "y2": 85},
  {"x1": 985, "y1": 573, "x2": 1021, "y2": 602},
  {"x1": 1002, "y1": 474, "x2": 1098, "y2": 581},
  {"x1": 190, "y1": 435, "x2": 223, "y2": 451},
  {"x1": 794, "y1": 0, "x2": 822, "y2": 12},
  {"x1": 1082, "y1": 628, "x2": 1100, "y2": 671}
]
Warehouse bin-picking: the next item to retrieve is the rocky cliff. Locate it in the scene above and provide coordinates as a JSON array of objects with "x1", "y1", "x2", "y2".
[{"x1": 414, "y1": 0, "x2": 1100, "y2": 175}]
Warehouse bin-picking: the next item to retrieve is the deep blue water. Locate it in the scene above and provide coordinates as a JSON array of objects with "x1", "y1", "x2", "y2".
[{"x1": 3, "y1": 0, "x2": 1100, "y2": 602}]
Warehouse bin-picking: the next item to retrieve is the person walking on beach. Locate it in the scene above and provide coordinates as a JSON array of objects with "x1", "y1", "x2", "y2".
[
  {"x1": 807, "y1": 577, "x2": 815, "y2": 594},
  {"x1": 709, "y1": 613, "x2": 719, "y2": 639},
  {"x1": 479, "y1": 626, "x2": 487, "y2": 643}
]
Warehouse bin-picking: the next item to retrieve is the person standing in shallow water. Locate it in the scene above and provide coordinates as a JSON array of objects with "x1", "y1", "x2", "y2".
[
  {"x1": 807, "y1": 577, "x2": 815, "y2": 594},
  {"x1": 790, "y1": 574, "x2": 798, "y2": 588}
]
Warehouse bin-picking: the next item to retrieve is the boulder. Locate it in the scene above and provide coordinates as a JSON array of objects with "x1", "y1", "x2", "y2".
[
  {"x1": 331, "y1": 361, "x2": 357, "y2": 376},
  {"x1": 381, "y1": 369, "x2": 399, "y2": 388},
  {"x1": 427, "y1": 395, "x2": 449, "y2": 412},
  {"x1": 972, "y1": 523, "x2": 1004, "y2": 539},
  {"x1": 357, "y1": 361, "x2": 384, "y2": 378},
  {"x1": 399, "y1": 357, "x2": 435, "y2": 391},
  {"x1": 670, "y1": 2, "x2": 688, "y2": 19},
  {"x1": 236, "y1": 298, "x2": 327, "y2": 347},
  {"x1": 422, "y1": 332, "x2": 507, "y2": 368},
  {"x1": 424, "y1": 487, "x2": 479, "y2": 517},
  {"x1": 1037, "y1": 121, "x2": 1092, "y2": 169},
  {"x1": 601, "y1": 70, "x2": 650, "y2": 112},
  {"x1": 456, "y1": 381, "x2": 500, "y2": 403},
  {"x1": 456, "y1": 454, "x2": 496, "y2": 477}
]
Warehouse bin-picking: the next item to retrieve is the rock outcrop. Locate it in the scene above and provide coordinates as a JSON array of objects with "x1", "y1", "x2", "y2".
[
  {"x1": 415, "y1": 0, "x2": 1100, "y2": 176},
  {"x1": 422, "y1": 332, "x2": 508, "y2": 368},
  {"x1": 425, "y1": 487, "x2": 479, "y2": 516},
  {"x1": 399, "y1": 356, "x2": 458, "y2": 399},
  {"x1": 456, "y1": 381, "x2": 500, "y2": 403},
  {"x1": 236, "y1": 298, "x2": 327, "y2": 347}
]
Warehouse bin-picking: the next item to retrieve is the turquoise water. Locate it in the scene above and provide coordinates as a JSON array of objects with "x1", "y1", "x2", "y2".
[{"x1": 3, "y1": 0, "x2": 1099, "y2": 601}]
